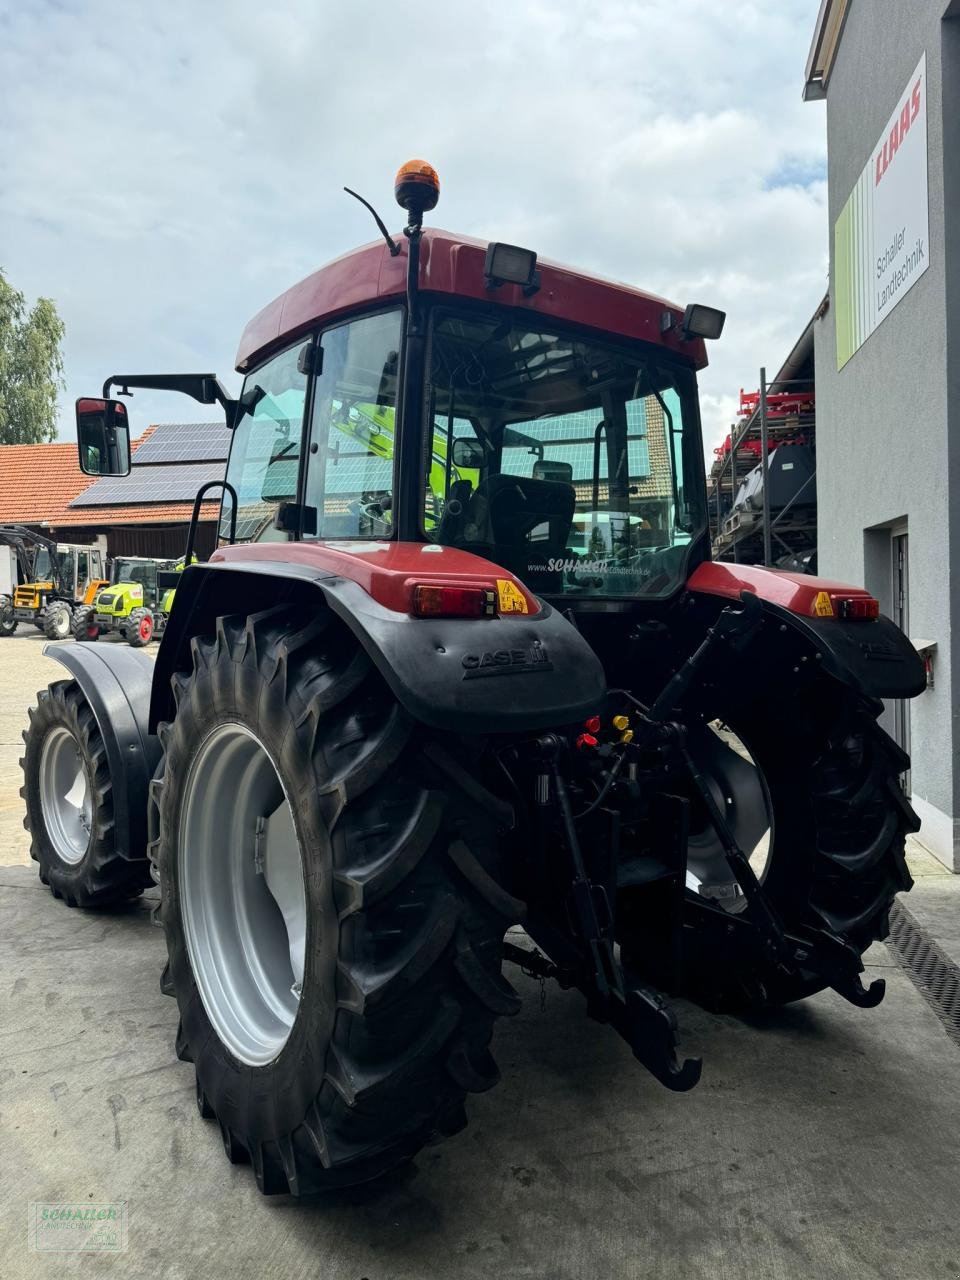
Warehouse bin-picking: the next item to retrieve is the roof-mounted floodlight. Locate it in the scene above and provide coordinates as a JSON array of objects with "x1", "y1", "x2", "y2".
[
  {"x1": 484, "y1": 242, "x2": 540, "y2": 296},
  {"x1": 662, "y1": 303, "x2": 726, "y2": 341}
]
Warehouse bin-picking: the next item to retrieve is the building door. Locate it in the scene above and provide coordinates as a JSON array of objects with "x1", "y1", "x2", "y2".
[{"x1": 892, "y1": 530, "x2": 910, "y2": 791}]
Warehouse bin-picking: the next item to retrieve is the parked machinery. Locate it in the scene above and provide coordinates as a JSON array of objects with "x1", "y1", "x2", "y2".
[
  {"x1": 2, "y1": 528, "x2": 108, "y2": 640},
  {"x1": 20, "y1": 162, "x2": 924, "y2": 1197},
  {"x1": 0, "y1": 524, "x2": 42, "y2": 637},
  {"x1": 72, "y1": 556, "x2": 181, "y2": 646}
]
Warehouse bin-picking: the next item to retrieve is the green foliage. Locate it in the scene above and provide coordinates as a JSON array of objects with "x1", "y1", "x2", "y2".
[
  {"x1": 588, "y1": 523, "x2": 608, "y2": 557},
  {"x1": 0, "y1": 268, "x2": 65, "y2": 444}
]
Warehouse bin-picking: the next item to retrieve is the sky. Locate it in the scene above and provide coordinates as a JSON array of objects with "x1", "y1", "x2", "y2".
[{"x1": 0, "y1": 0, "x2": 827, "y2": 459}]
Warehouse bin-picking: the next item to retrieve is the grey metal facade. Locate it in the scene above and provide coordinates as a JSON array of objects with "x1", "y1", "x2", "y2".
[{"x1": 813, "y1": 0, "x2": 960, "y2": 869}]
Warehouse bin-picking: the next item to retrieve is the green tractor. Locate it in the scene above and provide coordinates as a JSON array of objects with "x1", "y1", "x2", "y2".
[{"x1": 72, "y1": 557, "x2": 180, "y2": 646}]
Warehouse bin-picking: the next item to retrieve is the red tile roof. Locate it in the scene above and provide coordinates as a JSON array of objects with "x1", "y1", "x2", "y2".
[
  {"x1": 0, "y1": 441, "x2": 96, "y2": 525},
  {"x1": 57, "y1": 501, "x2": 219, "y2": 528},
  {"x1": 0, "y1": 429, "x2": 218, "y2": 529}
]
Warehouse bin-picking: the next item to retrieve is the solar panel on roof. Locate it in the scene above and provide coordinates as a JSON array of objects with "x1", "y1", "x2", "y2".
[
  {"x1": 70, "y1": 461, "x2": 226, "y2": 507},
  {"x1": 133, "y1": 422, "x2": 232, "y2": 466},
  {"x1": 320, "y1": 457, "x2": 393, "y2": 493},
  {"x1": 502, "y1": 439, "x2": 650, "y2": 482}
]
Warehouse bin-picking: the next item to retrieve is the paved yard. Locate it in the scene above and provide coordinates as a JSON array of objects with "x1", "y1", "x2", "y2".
[
  {"x1": 0, "y1": 632, "x2": 154, "y2": 867},
  {"x1": 1, "y1": 631, "x2": 959, "y2": 1279}
]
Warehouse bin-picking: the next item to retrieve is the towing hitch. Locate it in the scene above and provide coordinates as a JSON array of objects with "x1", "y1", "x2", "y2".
[{"x1": 522, "y1": 733, "x2": 702, "y2": 1092}]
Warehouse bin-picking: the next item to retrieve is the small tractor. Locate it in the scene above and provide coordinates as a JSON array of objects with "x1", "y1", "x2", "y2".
[
  {"x1": 21, "y1": 162, "x2": 925, "y2": 1197},
  {"x1": 2, "y1": 528, "x2": 108, "y2": 640},
  {"x1": 73, "y1": 556, "x2": 180, "y2": 646}
]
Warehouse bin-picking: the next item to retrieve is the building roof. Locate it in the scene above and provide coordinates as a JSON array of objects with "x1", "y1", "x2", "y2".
[
  {"x1": 56, "y1": 500, "x2": 220, "y2": 529},
  {"x1": 803, "y1": 0, "x2": 851, "y2": 100},
  {"x1": 236, "y1": 227, "x2": 708, "y2": 374},
  {"x1": 0, "y1": 426, "x2": 223, "y2": 532},
  {"x1": 0, "y1": 441, "x2": 92, "y2": 526},
  {"x1": 71, "y1": 460, "x2": 226, "y2": 508}
]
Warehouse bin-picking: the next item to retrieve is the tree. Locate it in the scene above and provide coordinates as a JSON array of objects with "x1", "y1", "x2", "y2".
[{"x1": 0, "y1": 268, "x2": 65, "y2": 444}]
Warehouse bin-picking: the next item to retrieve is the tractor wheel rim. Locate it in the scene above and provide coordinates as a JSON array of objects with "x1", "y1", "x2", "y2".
[
  {"x1": 39, "y1": 726, "x2": 92, "y2": 865},
  {"x1": 178, "y1": 722, "x2": 307, "y2": 1067},
  {"x1": 684, "y1": 722, "x2": 772, "y2": 913},
  {"x1": 139, "y1": 617, "x2": 152, "y2": 641}
]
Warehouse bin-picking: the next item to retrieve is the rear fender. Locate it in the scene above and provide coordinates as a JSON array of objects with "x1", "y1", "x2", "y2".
[
  {"x1": 42, "y1": 643, "x2": 161, "y2": 862},
  {"x1": 688, "y1": 562, "x2": 925, "y2": 699},
  {"x1": 149, "y1": 559, "x2": 608, "y2": 734}
]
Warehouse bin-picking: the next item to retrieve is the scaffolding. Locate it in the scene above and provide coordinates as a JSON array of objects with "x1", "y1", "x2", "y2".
[{"x1": 709, "y1": 367, "x2": 817, "y2": 568}]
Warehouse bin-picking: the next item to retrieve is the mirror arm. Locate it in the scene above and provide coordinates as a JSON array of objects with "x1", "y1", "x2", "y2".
[{"x1": 101, "y1": 374, "x2": 239, "y2": 429}]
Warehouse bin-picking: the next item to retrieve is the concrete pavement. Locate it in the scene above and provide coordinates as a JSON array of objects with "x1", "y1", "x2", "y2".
[
  {"x1": 2, "y1": 633, "x2": 959, "y2": 1277},
  {"x1": 2, "y1": 861, "x2": 960, "y2": 1279}
]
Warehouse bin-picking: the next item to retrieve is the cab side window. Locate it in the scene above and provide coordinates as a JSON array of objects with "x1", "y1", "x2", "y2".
[
  {"x1": 305, "y1": 310, "x2": 402, "y2": 539},
  {"x1": 224, "y1": 343, "x2": 309, "y2": 541}
]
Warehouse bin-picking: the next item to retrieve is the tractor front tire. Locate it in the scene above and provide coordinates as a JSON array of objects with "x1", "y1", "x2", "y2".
[
  {"x1": 43, "y1": 601, "x2": 72, "y2": 641},
  {"x1": 677, "y1": 677, "x2": 914, "y2": 1011},
  {"x1": 152, "y1": 606, "x2": 521, "y2": 1195},
  {"x1": 0, "y1": 595, "x2": 16, "y2": 637},
  {"x1": 21, "y1": 680, "x2": 151, "y2": 906},
  {"x1": 127, "y1": 607, "x2": 154, "y2": 647},
  {"x1": 71, "y1": 605, "x2": 99, "y2": 642}
]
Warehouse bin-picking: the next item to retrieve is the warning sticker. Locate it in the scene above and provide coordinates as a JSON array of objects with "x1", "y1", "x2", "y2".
[
  {"x1": 496, "y1": 579, "x2": 529, "y2": 614},
  {"x1": 813, "y1": 591, "x2": 835, "y2": 617}
]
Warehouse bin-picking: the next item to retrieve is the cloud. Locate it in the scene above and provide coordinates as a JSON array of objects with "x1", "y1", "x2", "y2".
[{"x1": 0, "y1": 0, "x2": 826, "y2": 456}]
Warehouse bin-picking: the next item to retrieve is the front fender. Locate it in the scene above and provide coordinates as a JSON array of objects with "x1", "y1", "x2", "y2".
[
  {"x1": 149, "y1": 560, "x2": 608, "y2": 734},
  {"x1": 42, "y1": 642, "x2": 161, "y2": 863}
]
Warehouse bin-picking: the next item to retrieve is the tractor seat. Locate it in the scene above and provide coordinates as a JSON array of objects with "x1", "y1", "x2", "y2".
[{"x1": 462, "y1": 472, "x2": 575, "y2": 591}]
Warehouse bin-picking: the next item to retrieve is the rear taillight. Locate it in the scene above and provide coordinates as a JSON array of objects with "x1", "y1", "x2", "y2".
[
  {"x1": 412, "y1": 584, "x2": 498, "y2": 618},
  {"x1": 835, "y1": 595, "x2": 880, "y2": 620}
]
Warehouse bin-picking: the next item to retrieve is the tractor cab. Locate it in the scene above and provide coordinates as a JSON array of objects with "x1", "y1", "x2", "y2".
[{"x1": 108, "y1": 556, "x2": 175, "y2": 609}]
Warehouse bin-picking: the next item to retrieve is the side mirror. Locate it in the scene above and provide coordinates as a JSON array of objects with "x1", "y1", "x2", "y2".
[
  {"x1": 76, "y1": 398, "x2": 131, "y2": 477},
  {"x1": 452, "y1": 438, "x2": 484, "y2": 470}
]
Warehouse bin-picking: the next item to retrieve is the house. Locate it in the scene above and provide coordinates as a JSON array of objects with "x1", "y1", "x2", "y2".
[{"x1": 0, "y1": 422, "x2": 228, "y2": 561}]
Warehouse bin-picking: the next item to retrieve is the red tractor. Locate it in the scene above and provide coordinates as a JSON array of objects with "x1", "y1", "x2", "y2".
[{"x1": 21, "y1": 161, "x2": 924, "y2": 1196}]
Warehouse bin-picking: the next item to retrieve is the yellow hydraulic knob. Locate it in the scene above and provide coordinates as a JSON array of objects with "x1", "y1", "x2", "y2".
[
  {"x1": 619, "y1": 730, "x2": 634, "y2": 744},
  {"x1": 612, "y1": 714, "x2": 630, "y2": 731}
]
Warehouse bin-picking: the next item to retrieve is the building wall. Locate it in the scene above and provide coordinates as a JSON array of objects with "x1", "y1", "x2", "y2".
[
  {"x1": 54, "y1": 522, "x2": 217, "y2": 561},
  {"x1": 813, "y1": 0, "x2": 958, "y2": 868}
]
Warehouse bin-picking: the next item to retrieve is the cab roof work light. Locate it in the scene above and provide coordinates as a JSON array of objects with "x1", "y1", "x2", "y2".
[
  {"x1": 484, "y1": 242, "x2": 540, "y2": 296},
  {"x1": 661, "y1": 303, "x2": 726, "y2": 341}
]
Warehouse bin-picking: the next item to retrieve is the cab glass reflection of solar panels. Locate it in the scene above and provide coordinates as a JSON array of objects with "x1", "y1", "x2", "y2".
[
  {"x1": 132, "y1": 422, "x2": 233, "y2": 466},
  {"x1": 70, "y1": 461, "x2": 226, "y2": 507}
]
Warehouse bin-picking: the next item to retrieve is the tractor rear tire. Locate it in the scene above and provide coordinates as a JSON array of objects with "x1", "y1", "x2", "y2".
[
  {"x1": 127, "y1": 607, "x2": 154, "y2": 647},
  {"x1": 20, "y1": 680, "x2": 151, "y2": 906},
  {"x1": 0, "y1": 595, "x2": 16, "y2": 636},
  {"x1": 71, "y1": 605, "x2": 99, "y2": 642},
  {"x1": 43, "y1": 601, "x2": 72, "y2": 641},
  {"x1": 151, "y1": 606, "x2": 521, "y2": 1195},
  {"x1": 676, "y1": 677, "x2": 914, "y2": 1011}
]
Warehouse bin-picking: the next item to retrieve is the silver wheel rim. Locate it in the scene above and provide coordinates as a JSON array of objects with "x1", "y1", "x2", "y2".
[
  {"x1": 39, "y1": 727, "x2": 92, "y2": 865},
  {"x1": 685, "y1": 722, "x2": 772, "y2": 913},
  {"x1": 48, "y1": 605, "x2": 70, "y2": 638},
  {"x1": 178, "y1": 723, "x2": 307, "y2": 1067}
]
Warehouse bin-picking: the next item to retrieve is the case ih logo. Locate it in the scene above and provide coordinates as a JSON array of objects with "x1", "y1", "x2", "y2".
[{"x1": 461, "y1": 640, "x2": 552, "y2": 679}]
